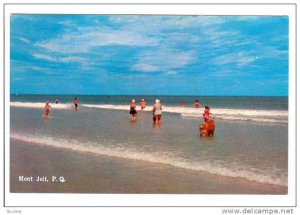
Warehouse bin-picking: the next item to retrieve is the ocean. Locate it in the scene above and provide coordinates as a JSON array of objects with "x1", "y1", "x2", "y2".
[{"x1": 10, "y1": 95, "x2": 288, "y2": 188}]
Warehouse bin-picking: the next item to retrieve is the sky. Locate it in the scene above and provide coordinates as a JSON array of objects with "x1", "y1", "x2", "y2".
[{"x1": 10, "y1": 15, "x2": 288, "y2": 96}]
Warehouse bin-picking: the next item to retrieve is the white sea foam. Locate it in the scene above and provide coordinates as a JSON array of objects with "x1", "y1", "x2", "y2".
[
  {"x1": 82, "y1": 104, "x2": 288, "y2": 124},
  {"x1": 10, "y1": 102, "x2": 288, "y2": 124},
  {"x1": 11, "y1": 132, "x2": 287, "y2": 187},
  {"x1": 10, "y1": 102, "x2": 72, "y2": 109},
  {"x1": 83, "y1": 104, "x2": 130, "y2": 111}
]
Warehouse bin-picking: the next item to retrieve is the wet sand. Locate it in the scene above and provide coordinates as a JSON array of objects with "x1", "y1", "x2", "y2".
[{"x1": 10, "y1": 139, "x2": 287, "y2": 194}]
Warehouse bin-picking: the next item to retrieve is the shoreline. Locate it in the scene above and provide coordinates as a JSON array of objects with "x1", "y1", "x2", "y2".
[{"x1": 10, "y1": 139, "x2": 287, "y2": 194}]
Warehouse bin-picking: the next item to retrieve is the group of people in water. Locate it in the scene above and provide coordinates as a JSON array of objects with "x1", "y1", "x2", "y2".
[
  {"x1": 129, "y1": 99, "x2": 163, "y2": 124},
  {"x1": 179, "y1": 99, "x2": 201, "y2": 108},
  {"x1": 44, "y1": 97, "x2": 78, "y2": 118},
  {"x1": 129, "y1": 98, "x2": 211, "y2": 125},
  {"x1": 44, "y1": 97, "x2": 211, "y2": 126}
]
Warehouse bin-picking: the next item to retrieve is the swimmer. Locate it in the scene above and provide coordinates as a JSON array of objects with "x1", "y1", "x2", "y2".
[
  {"x1": 55, "y1": 98, "x2": 59, "y2": 104},
  {"x1": 203, "y1": 105, "x2": 211, "y2": 122},
  {"x1": 140, "y1": 98, "x2": 147, "y2": 110},
  {"x1": 129, "y1": 99, "x2": 137, "y2": 122},
  {"x1": 152, "y1": 99, "x2": 162, "y2": 124},
  {"x1": 194, "y1": 99, "x2": 200, "y2": 108},
  {"x1": 73, "y1": 97, "x2": 78, "y2": 111},
  {"x1": 179, "y1": 101, "x2": 185, "y2": 107},
  {"x1": 44, "y1": 101, "x2": 51, "y2": 118}
]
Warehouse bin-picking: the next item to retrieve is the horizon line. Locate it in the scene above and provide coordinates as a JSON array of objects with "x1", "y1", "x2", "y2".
[{"x1": 10, "y1": 93, "x2": 288, "y2": 97}]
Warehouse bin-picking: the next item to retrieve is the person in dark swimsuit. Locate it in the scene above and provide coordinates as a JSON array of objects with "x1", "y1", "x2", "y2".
[
  {"x1": 74, "y1": 97, "x2": 78, "y2": 112},
  {"x1": 129, "y1": 99, "x2": 137, "y2": 122}
]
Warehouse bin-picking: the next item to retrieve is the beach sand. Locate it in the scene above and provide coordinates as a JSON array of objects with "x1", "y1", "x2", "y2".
[{"x1": 10, "y1": 139, "x2": 287, "y2": 194}]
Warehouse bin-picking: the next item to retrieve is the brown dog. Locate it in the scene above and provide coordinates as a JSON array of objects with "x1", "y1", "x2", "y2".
[{"x1": 199, "y1": 119, "x2": 215, "y2": 136}]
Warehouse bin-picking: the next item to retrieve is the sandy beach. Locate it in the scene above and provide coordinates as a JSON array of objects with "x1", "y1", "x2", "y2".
[{"x1": 10, "y1": 139, "x2": 287, "y2": 194}]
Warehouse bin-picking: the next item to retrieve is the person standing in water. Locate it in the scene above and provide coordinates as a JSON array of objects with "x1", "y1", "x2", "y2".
[
  {"x1": 44, "y1": 101, "x2": 51, "y2": 118},
  {"x1": 140, "y1": 98, "x2": 147, "y2": 110},
  {"x1": 152, "y1": 99, "x2": 162, "y2": 124},
  {"x1": 74, "y1": 97, "x2": 78, "y2": 112},
  {"x1": 194, "y1": 99, "x2": 201, "y2": 108},
  {"x1": 129, "y1": 99, "x2": 137, "y2": 122},
  {"x1": 203, "y1": 105, "x2": 211, "y2": 122}
]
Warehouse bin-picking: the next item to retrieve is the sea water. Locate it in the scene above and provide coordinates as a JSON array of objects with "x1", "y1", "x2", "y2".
[{"x1": 10, "y1": 95, "x2": 288, "y2": 187}]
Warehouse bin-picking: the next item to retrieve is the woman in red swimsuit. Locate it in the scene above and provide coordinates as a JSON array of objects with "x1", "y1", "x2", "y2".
[
  {"x1": 44, "y1": 101, "x2": 51, "y2": 118},
  {"x1": 140, "y1": 98, "x2": 147, "y2": 110}
]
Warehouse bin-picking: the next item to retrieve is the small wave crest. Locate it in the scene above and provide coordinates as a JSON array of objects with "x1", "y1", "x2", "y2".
[
  {"x1": 11, "y1": 132, "x2": 287, "y2": 187},
  {"x1": 10, "y1": 102, "x2": 72, "y2": 109},
  {"x1": 82, "y1": 104, "x2": 288, "y2": 124},
  {"x1": 83, "y1": 104, "x2": 130, "y2": 111},
  {"x1": 10, "y1": 102, "x2": 288, "y2": 124}
]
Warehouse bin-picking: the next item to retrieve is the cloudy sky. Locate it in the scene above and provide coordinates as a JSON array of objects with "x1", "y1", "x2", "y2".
[{"x1": 10, "y1": 15, "x2": 288, "y2": 96}]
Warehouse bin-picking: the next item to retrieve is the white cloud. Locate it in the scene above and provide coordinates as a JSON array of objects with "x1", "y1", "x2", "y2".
[
  {"x1": 132, "y1": 64, "x2": 160, "y2": 72},
  {"x1": 237, "y1": 56, "x2": 258, "y2": 66},
  {"x1": 33, "y1": 53, "x2": 85, "y2": 63},
  {"x1": 213, "y1": 52, "x2": 258, "y2": 67},
  {"x1": 165, "y1": 71, "x2": 177, "y2": 76},
  {"x1": 60, "y1": 56, "x2": 86, "y2": 63},
  {"x1": 33, "y1": 53, "x2": 57, "y2": 62},
  {"x1": 36, "y1": 27, "x2": 159, "y2": 54},
  {"x1": 234, "y1": 16, "x2": 263, "y2": 22},
  {"x1": 211, "y1": 70, "x2": 235, "y2": 77},
  {"x1": 35, "y1": 16, "x2": 231, "y2": 55},
  {"x1": 31, "y1": 15, "x2": 286, "y2": 76},
  {"x1": 58, "y1": 20, "x2": 76, "y2": 27},
  {"x1": 10, "y1": 60, "x2": 28, "y2": 73},
  {"x1": 18, "y1": 37, "x2": 30, "y2": 44},
  {"x1": 110, "y1": 16, "x2": 226, "y2": 30},
  {"x1": 31, "y1": 66, "x2": 43, "y2": 71},
  {"x1": 170, "y1": 51, "x2": 197, "y2": 67},
  {"x1": 261, "y1": 46, "x2": 288, "y2": 59},
  {"x1": 132, "y1": 48, "x2": 196, "y2": 73},
  {"x1": 11, "y1": 59, "x2": 54, "y2": 74}
]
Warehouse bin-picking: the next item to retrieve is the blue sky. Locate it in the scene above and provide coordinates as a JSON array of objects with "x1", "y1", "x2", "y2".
[{"x1": 10, "y1": 15, "x2": 288, "y2": 96}]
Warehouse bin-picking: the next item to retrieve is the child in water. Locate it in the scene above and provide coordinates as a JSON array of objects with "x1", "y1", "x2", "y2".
[
  {"x1": 203, "y1": 105, "x2": 211, "y2": 122},
  {"x1": 129, "y1": 99, "x2": 137, "y2": 121},
  {"x1": 44, "y1": 101, "x2": 51, "y2": 118}
]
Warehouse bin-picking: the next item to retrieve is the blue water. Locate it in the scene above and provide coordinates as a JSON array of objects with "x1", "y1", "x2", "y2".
[
  {"x1": 11, "y1": 94, "x2": 288, "y2": 110},
  {"x1": 10, "y1": 94, "x2": 288, "y2": 188}
]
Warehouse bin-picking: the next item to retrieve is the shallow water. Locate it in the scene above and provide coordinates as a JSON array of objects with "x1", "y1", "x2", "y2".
[{"x1": 10, "y1": 98, "x2": 288, "y2": 186}]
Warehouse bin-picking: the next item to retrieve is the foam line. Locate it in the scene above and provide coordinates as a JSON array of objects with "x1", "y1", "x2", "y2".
[
  {"x1": 10, "y1": 102, "x2": 72, "y2": 109},
  {"x1": 11, "y1": 132, "x2": 287, "y2": 187},
  {"x1": 10, "y1": 102, "x2": 288, "y2": 124}
]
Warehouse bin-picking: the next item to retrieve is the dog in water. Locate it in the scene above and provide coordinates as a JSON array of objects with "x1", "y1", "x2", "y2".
[{"x1": 199, "y1": 119, "x2": 215, "y2": 137}]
